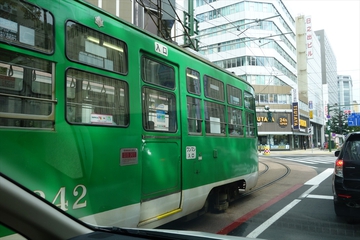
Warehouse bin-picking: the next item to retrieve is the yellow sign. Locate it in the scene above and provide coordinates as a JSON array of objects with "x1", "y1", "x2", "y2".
[
  {"x1": 279, "y1": 117, "x2": 288, "y2": 127},
  {"x1": 300, "y1": 119, "x2": 307, "y2": 127},
  {"x1": 257, "y1": 116, "x2": 274, "y2": 122}
]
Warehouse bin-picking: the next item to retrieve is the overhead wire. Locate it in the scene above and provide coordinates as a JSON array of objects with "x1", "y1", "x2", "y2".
[
  {"x1": 199, "y1": 0, "x2": 293, "y2": 94},
  {"x1": 197, "y1": 0, "x2": 341, "y2": 116},
  {"x1": 133, "y1": 1, "x2": 359, "y2": 108}
]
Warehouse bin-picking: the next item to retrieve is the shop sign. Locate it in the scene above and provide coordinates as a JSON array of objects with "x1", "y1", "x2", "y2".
[
  {"x1": 257, "y1": 115, "x2": 288, "y2": 128},
  {"x1": 257, "y1": 116, "x2": 273, "y2": 122},
  {"x1": 292, "y1": 102, "x2": 299, "y2": 130},
  {"x1": 278, "y1": 116, "x2": 288, "y2": 128},
  {"x1": 305, "y1": 16, "x2": 313, "y2": 59},
  {"x1": 300, "y1": 119, "x2": 307, "y2": 128}
]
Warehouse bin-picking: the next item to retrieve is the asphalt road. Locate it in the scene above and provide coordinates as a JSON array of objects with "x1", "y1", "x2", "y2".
[{"x1": 160, "y1": 149, "x2": 360, "y2": 239}]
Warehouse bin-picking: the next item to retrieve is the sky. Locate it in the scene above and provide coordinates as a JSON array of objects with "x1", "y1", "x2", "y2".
[{"x1": 282, "y1": 0, "x2": 360, "y2": 103}]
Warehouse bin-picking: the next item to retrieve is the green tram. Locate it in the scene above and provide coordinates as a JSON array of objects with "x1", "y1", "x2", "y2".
[{"x1": 0, "y1": 0, "x2": 258, "y2": 236}]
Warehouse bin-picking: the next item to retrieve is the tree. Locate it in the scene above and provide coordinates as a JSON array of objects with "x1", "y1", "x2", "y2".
[{"x1": 328, "y1": 108, "x2": 349, "y2": 135}]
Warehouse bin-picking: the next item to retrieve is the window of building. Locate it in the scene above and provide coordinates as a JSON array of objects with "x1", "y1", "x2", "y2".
[{"x1": 248, "y1": 56, "x2": 256, "y2": 65}]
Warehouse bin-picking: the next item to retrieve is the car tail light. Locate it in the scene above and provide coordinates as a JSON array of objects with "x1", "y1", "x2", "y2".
[
  {"x1": 337, "y1": 193, "x2": 351, "y2": 199},
  {"x1": 335, "y1": 159, "x2": 343, "y2": 177}
]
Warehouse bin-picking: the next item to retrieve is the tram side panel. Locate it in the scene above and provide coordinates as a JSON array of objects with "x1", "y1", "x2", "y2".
[
  {"x1": 176, "y1": 56, "x2": 259, "y2": 213},
  {"x1": 0, "y1": 0, "x2": 259, "y2": 235}
]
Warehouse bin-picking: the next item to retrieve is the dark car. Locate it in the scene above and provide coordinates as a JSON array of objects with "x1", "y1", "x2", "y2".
[{"x1": 332, "y1": 131, "x2": 360, "y2": 220}]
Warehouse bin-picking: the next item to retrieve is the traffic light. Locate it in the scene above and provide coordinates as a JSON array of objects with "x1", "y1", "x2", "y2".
[{"x1": 267, "y1": 111, "x2": 273, "y2": 122}]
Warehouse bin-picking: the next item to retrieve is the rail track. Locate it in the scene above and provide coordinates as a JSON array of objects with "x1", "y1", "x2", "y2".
[{"x1": 240, "y1": 160, "x2": 291, "y2": 197}]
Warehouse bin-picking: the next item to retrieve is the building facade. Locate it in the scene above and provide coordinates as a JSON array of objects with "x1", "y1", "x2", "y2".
[
  {"x1": 86, "y1": 0, "x2": 332, "y2": 150},
  {"x1": 315, "y1": 30, "x2": 338, "y2": 107},
  {"x1": 337, "y1": 75, "x2": 353, "y2": 112},
  {"x1": 296, "y1": 15, "x2": 324, "y2": 148},
  {"x1": 85, "y1": 0, "x2": 133, "y2": 21},
  {"x1": 84, "y1": 0, "x2": 176, "y2": 39},
  {"x1": 193, "y1": 0, "x2": 323, "y2": 150}
]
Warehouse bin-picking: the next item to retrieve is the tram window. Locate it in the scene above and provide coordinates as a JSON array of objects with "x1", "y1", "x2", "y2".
[
  {"x1": 0, "y1": 0, "x2": 54, "y2": 53},
  {"x1": 186, "y1": 68, "x2": 200, "y2": 95},
  {"x1": 142, "y1": 57, "x2": 175, "y2": 89},
  {"x1": 228, "y1": 107, "x2": 244, "y2": 136},
  {"x1": 187, "y1": 96, "x2": 202, "y2": 134},
  {"x1": 204, "y1": 100, "x2": 225, "y2": 135},
  {"x1": 246, "y1": 111, "x2": 256, "y2": 137},
  {"x1": 227, "y1": 85, "x2": 242, "y2": 106},
  {"x1": 0, "y1": 49, "x2": 54, "y2": 129},
  {"x1": 66, "y1": 21, "x2": 127, "y2": 74},
  {"x1": 244, "y1": 91, "x2": 255, "y2": 109},
  {"x1": 204, "y1": 75, "x2": 224, "y2": 102},
  {"x1": 142, "y1": 87, "x2": 177, "y2": 132},
  {"x1": 66, "y1": 69, "x2": 129, "y2": 126}
]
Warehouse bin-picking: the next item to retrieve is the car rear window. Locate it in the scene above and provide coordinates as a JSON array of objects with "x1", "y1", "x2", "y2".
[{"x1": 343, "y1": 134, "x2": 360, "y2": 161}]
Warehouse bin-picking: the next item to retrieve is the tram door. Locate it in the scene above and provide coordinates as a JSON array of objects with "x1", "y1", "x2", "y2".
[{"x1": 140, "y1": 56, "x2": 181, "y2": 222}]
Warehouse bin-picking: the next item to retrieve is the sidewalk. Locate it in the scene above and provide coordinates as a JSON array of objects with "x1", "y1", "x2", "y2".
[{"x1": 259, "y1": 148, "x2": 337, "y2": 156}]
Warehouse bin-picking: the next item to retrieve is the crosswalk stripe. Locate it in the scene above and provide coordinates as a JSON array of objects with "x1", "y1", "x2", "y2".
[{"x1": 276, "y1": 157, "x2": 335, "y2": 165}]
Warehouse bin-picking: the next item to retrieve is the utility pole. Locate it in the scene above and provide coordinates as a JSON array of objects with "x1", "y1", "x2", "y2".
[
  {"x1": 183, "y1": 1, "x2": 199, "y2": 50},
  {"x1": 157, "y1": 0, "x2": 162, "y2": 37}
]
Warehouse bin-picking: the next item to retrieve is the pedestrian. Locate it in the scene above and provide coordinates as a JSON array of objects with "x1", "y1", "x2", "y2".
[{"x1": 303, "y1": 141, "x2": 306, "y2": 150}]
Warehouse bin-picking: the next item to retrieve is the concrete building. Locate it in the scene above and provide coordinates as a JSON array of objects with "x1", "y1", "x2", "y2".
[
  {"x1": 337, "y1": 75, "x2": 353, "y2": 112},
  {"x1": 85, "y1": 0, "x2": 133, "y2": 21},
  {"x1": 295, "y1": 15, "x2": 324, "y2": 148},
  {"x1": 86, "y1": 0, "x2": 330, "y2": 150},
  {"x1": 315, "y1": 30, "x2": 338, "y2": 107},
  {"x1": 84, "y1": 0, "x2": 176, "y2": 38},
  {"x1": 193, "y1": 0, "x2": 324, "y2": 150}
]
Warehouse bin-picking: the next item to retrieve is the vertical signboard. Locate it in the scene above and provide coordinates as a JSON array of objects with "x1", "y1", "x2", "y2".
[
  {"x1": 292, "y1": 88, "x2": 298, "y2": 103},
  {"x1": 309, "y1": 100, "x2": 313, "y2": 119},
  {"x1": 292, "y1": 102, "x2": 299, "y2": 130},
  {"x1": 292, "y1": 88, "x2": 299, "y2": 130},
  {"x1": 305, "y1": 16, "x2": 313, "y2": 59}
]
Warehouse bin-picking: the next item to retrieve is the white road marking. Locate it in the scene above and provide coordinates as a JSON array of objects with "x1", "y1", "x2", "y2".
[
  {"x1": 299, "y1": 185, "x2": 318, "y2": 199},
  {"x1": 246, "y1": 168, "x2": 334, "y2": 238},
  {"x1": 304, "y1": 168, "x2": 334, "y2": 185},
  {"x1": 246, "y1": 199, "x2": 301, "y2": 238},
  {"x1": 277, "y1": 156, "x2": 335, "y2": 165},
  {"x1": 306, "y1": 194, "x2": 333, "y2": 200}
]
